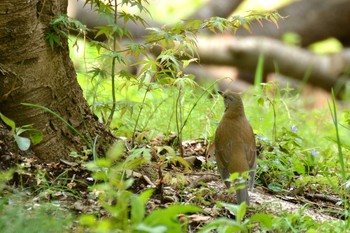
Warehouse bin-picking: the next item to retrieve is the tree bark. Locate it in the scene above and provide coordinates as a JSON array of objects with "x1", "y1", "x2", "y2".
[{"x1": 0, "y1": 0, "x2": 113, "y2": 162}]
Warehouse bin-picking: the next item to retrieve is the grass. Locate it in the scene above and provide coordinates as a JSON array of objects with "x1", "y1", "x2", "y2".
[{"x1": 0, "y1": 194, "x2": 71, "y2": 233}]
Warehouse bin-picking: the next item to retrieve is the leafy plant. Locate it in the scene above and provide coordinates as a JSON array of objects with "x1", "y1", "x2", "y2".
[
  {"x1": 79, "y1": 141, "x2": 201, "y2": 232},
  {"x1": 271, "y1": 209, "x2": 317, "y2": 232},
  {"x1": 67, "y1": 0, "x2": 282, "y2": 149},
  {"x1": 199, "y1": 202, "x2": 274, "y2": 233},
  {"x1": 46, "y1": 15, "x2": 89, "y2": 50},
  {"x1": 0, "y1": 112, "x2": 43, "y2": 151}
]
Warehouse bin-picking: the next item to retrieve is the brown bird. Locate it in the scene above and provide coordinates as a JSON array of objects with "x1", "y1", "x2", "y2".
[{"x1": 215, "y1": 91, "x2": 256, "y2": 205}]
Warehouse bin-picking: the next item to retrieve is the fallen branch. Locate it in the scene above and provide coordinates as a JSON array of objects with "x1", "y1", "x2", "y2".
[{"x1": 195, "y1": 36, "x2": 350, "y2": 92}]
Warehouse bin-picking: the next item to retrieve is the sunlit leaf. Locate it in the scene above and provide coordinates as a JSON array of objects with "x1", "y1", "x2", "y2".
[
  {"x1": 79, "y1": 214, "x2": 97, "y2": 226},
  {"x1": 131, "y1": 194, "x2": 145, "y2": 224},
  {"x1": 0, "y1": 113, "x2": 16, "y2": 132}
]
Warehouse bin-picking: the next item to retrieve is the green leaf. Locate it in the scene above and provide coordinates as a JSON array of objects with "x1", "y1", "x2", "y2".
[
  {"x1": 106, "y1": 141, "x2": 125, "y2": 161},
  {"x1": 218, "y1": 202, "x2": 247, "y2": 223},
  {"x1": 14, "y1": 135, "x2": 31, "y2": 151},
  {"x1": 139, "y1": 188, "x2": 154, "y2": 204},
  {"x1": 157, "y1": 146, "x2": 176, "y2": 157},
  {"x1": 123, "y1": 156, "x2": 147, "y2": 170},
  {"x1": 95, "y1": 158, "x2": 112, "y2": 168},
  {"x1": 257, "y1": 97, "x2": 265, "y2": 105},
  {"x1": 45, "y1": 33, "x2": 63, "y2": 50},
  {"x1": 171, "y1": 156, "x2": 191, "y2": 170},
  {"x1": 16, "y1": 127, "x2": 43, "y2": 145},
  {"x1": 28, "y1": 130, "x2": 43, "y2": 145},
  {"x1": 79, "y1": 214, "x2": 97, "y2": 226},
  {"x1": 88, "y1": 66, "x2": 108, "y2": 80},
  {"x1": 292, "y1": 159, "x2": 305, "y2": 175},
  {"x1": 130, "y1": 147, "x2": 152, "y2": 162},
  {"x1": 15, "y1": 127, "x2": 27, "y2": 135},
  {"x1": 131, "y1": 194, "x2": 145, "y2": 224},
  {"x1": 198, "y1": 218, "x2": 244, "y2": 233},
  {"x1": 250, "y1": 213, "x2": 274, "y2": 230},
  {"x1": 91, "y1": 171, "x2": 108, "y2": 181},
  {"x1": 95, "y1": 25, "x2": 112, "y2": 39},
  {"x1": 0, "y1": 113, "x2": 16, "y2": 132},
  {"x1": 236, "y1": 202, "x2": 247, "y2": 223},
  {"x1": 268, "y1": 182, "x2": 283, "y2": 192},
  {"x1": 143, "y1": 204, "x2": 201, "y2": 231},
  {"x1": 254, "y1": 51, "x2": 264, "y2": 89}
]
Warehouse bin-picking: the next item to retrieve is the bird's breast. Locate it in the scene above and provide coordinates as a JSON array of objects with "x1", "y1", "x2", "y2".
[{"x1": 215, "y1": 116, "x2": 255, "y2": 173}]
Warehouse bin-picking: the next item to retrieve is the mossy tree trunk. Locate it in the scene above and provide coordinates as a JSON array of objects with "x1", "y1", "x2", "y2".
[{"x1": 0, "y1": 0, "x2": 113, "y2": 162}]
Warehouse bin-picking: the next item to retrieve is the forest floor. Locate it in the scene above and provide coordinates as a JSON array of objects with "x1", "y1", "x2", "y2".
[{"x1": 4, "y1": 135, "x2": 343, "y2": 232}]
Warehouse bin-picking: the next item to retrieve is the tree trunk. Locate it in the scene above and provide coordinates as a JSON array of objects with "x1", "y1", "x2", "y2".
[{"x1": 0, "y1": 0, "x2": 113, "y2": 162}]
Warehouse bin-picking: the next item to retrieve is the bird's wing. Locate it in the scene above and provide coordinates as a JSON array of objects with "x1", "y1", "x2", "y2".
[
  {"x1": 242, "y1": 122, "x2": 257, "y2": 170},
  {"x1": 214, "y1": 127, "x2": 232, "y2": 167},
  {"x1": 215, "y1": 117, "x2": 254, "y2": 173}
]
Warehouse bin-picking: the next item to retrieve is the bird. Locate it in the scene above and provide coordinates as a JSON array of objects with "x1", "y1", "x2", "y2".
[{"x1": 215, "y1": 91, "x2": 256, "y2": 205}]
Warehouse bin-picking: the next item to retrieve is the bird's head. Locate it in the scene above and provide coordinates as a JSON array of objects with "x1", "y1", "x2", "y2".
[{"x1": 218, "y1": 91, "x2": 244, "y2": 113}]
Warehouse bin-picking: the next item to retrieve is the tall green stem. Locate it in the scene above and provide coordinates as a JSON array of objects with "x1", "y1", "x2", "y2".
[
  {"x1": 175, "y1": 86, "x2": 184, "y2": 157},
  {"x1": 329, "y1": 89, "x2": 345, "y2": 180},
  {"x1": 179, "y1": 80, "x2": 220, "y2": 136},
  {"x1": 131, "y1": 87, "x2": 149, "y2": 147},
  {"x1": 107, "y1": 0, "x2": 118, "y2": 127}
]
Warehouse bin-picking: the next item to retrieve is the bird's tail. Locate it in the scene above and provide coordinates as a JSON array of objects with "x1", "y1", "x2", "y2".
[{"x1": 236, "y1": 188, "x2": 249, "y2": 206}]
